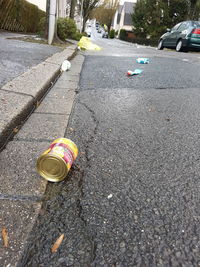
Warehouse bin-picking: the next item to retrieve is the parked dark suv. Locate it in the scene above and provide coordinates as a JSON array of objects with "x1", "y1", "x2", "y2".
[{"x1": 158, "y1": 21, "x2": 200, "y2": 52}]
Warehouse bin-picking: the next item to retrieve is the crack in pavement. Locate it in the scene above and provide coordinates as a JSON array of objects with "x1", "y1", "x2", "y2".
[
  {"x1": 75, "y1": 101, "x2": 100, "y2": 265},
  {"x1": 70, "y1": 100, "x2": 101, "y2": 263}
]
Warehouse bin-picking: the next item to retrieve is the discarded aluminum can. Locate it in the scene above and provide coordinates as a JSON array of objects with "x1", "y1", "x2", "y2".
[
  {"x1": 137, "y1": 58, "x2": 149, "y2": 64},
  {"x1": 36, "y1": 138, "x2": 78, "y2": 182}
]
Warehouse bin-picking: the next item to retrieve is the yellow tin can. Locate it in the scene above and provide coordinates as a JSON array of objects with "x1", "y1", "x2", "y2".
[{"x1": 36, "y1": 138, "x2": 78, "y2": 182}]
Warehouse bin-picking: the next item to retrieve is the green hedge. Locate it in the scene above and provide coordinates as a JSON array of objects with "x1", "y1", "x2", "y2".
[
  {"x1": 0, "y1": 0, "x2": 45, "y2": 33},
  {"x1": 119, "y1": 29, "x2": 127, "y2": 40},
  {"x1": 109, "y1": 29, "x2": 115, "y2": 39},
  {"x1": 57, "y1": 18, "x2": 82, "y2": 41}
]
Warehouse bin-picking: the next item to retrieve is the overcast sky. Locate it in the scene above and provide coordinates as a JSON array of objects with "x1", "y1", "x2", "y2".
[{"x1": 27, "y1": 0, "x2": 46, "y2": 11}]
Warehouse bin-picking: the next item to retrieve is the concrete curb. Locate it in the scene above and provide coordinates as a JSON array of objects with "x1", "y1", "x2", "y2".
[
  {"x1": 0, "y1": 44, "x2": 78, "y2": 150},
  {"x1": 0, "y1": 52, "x2": 85, "y2": 267}
]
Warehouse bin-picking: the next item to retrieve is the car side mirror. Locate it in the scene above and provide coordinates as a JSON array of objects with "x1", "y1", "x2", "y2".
[{"x1": 166, "y1": 28, "x2": 171, "y2": 32}]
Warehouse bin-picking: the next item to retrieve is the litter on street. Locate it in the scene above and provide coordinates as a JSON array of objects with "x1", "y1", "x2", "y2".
[
  {"x1": 78, "y1": 36, "x2": 102, "y2": 51},
  {"x1": 61, "y1": 60, "x2": 71, "y2": 71},
  {"x1": 36, "y1": 138, "x2": 78, "y2": 182},
  {"x1": 137, "y1": 58, "x2": 150, "y2": 64},
  {"x1": 127, "y1": 69, "x2": 143, "y2": 76}
]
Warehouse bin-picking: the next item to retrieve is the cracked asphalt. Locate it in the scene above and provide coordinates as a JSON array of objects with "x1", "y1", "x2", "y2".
[{"x1": 19, "y1": 28, "x2": 200, "y2": 266}]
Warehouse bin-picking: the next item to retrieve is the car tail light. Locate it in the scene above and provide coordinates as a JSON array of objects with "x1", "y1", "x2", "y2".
[{"x1": 192, "y1": 28, "x2": 200, "y2": 34}]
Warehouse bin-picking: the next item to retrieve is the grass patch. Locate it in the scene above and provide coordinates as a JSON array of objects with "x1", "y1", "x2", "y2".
[{"x1": 6, "y1": 36, "x2": 71, "y2": 48}]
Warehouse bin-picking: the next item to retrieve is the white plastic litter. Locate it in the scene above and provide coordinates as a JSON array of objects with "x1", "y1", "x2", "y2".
[{"x1": 61, "y1": 60, "x2": 71, "y2": 71}]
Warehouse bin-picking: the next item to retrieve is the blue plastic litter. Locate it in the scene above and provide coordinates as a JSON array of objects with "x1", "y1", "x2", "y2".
[
  {"x1": 127, "y1": 69, "x2": 143, "y2": 76},
  {"x1": 137, "y1": 58, "x2": 149, "y2": 64}
]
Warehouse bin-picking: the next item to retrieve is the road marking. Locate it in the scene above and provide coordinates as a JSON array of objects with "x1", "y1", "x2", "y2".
[{"x1": 182, "y1": 59, "x2": 189, "y2": 62}]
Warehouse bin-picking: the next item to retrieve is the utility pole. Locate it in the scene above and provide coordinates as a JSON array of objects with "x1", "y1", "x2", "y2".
[
  {"x1": 46, "y1": 0, "x2": 50, "y2": 38},
  {"x1": 48, "y1": 0, "x2": 57, "y2": 45}
]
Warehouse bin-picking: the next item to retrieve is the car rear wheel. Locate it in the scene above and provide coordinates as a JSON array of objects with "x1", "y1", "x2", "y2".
[
  {"x1": 176, "y1": 40, "x2": 183, "y2": 52},
  {"x1": 158, "y1": 40, "x2": 164, "y2": 50}
]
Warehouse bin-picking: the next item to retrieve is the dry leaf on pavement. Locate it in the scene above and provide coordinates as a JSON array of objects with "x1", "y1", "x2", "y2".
[
  {"x1": 2, "y1": 227, "x2": 8, "y2": 247},
  {"x1": 51, "y1": 234, "x2": 64, "y2": 253},
  {"x1": 13, "y1": 127, "x2": 19, "y2": 133},
  {"x1": 36, "y1": 101, "x2": 40, "y2": 108}
]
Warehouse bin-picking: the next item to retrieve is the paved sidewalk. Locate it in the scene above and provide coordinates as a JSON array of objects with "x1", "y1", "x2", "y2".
[
  {"x1": 0, "y1": 42, "x2": 77, "y2": 150},
  {"x1": 0, "y1": 31, "x2": 62, "y2": 87},
  {"x1": 0, "y1": 44, "x2": 85, "y2": 266}
]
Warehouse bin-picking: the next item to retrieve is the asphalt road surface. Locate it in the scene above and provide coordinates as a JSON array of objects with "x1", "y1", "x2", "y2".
[
  {"x1": 0, "y1": 31, "x2": 61, "y2": 87},
  {"x1": 20, "y1": 27, "x2": 200, "y2": 266}
]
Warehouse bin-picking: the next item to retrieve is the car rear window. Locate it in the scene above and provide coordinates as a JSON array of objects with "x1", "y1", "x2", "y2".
[
  {"x1": 172, "y1": 22, "x2": 181, "y2": 31},
  {"x1": 193, "y1": 21, "x2": 200, "y2": 28}
]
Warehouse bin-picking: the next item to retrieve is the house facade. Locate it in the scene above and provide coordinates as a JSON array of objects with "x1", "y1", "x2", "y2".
[{"x1": 112, "y1": 0, "x2": 137, "y2": 36}]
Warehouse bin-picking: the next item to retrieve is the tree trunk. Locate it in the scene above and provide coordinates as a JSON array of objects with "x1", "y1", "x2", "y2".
[
  {"x1": 70, "y1": 0, "x2": 77, "y2": 19},
  {"x1": 82, "y1": 16, "x2": 88, "y2": 32}
]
